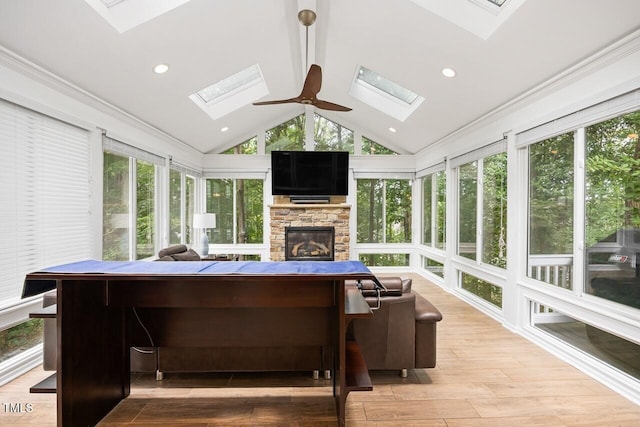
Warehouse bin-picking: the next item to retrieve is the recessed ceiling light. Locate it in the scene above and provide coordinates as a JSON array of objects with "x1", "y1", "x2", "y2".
[
  {"x1": 220, "y1": 126, "x2": 229, "y2": 133},
  {"x1": 153, "y1": 63, "x2": 169, "y2": 74},
  {"x1": 442, "y1": 68, "x2": 456, "y2": 78},
  {"x1": 389, "y1": 127, "x2": 397, "y2": 133}
]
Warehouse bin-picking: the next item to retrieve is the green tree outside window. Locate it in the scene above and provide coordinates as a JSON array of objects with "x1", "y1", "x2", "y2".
[
  {"x1": 223, "y1": 136, "x2": 258, "y2": 154},
  {"x1": 206, "y1": 178, "x2": 263, "y2": 244},
  {"x1": 362, "y1": 136, "x2": 397, "y2": 155},
  {"x1": 266, "y1": 114, "x2": 305, "y2": 153},
  {"x1": 458, "y1": 162, "x2": 478, "y2": 260},
  {"x1": 103, "y1": 152, "x2": 130, "y2": 261},
  {"x1": 136, "y1": 160, "x2": 155, "y2": 259},
  {"x1": 357, "y1": 178, "x2": 412, "y2": 267},
  {"x1": 169, "y1": 169, "x2": 181, "y2": 244},
  {"x1": 314, "y1": 114, "x2": 354, "y2": 153}
]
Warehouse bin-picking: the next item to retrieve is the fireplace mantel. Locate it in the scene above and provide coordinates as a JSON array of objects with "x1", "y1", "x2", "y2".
[
  {"x1": 270, "y1": 203, "x2": 349, "y2": 209},
  {"x1": 269, "y1": 203, "x2": 351, "y2": 261}
]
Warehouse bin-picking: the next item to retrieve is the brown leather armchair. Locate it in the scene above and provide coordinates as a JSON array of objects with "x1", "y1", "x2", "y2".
[{"x1": 349, "y1": 277, "x2": 442, "y2": 377}]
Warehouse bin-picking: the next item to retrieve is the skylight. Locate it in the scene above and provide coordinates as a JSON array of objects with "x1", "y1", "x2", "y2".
[
  {"x1": 356, "y1": 66, "x2": 418, "y2": 105},
  {"x1": 189, "y1": 64, "x2": 269, "y2": 121},
  {"x1": 195, "y1": 64, "x2": 263, "y2": 104},
  {"x1": 349, "y1": 65, "x2": 424, "y2": 122},
  {"x1": 99, "y1": 0, "x2": 125, "y2": 7},
  {"x1": 85, "y1": 0, "x2": 193, "y2": 33},
  {"x1": 409, "y1": 0, "x2": 527, "y2": 39}
]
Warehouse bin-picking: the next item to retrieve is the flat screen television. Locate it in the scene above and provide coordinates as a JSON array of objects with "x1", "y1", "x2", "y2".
[{"x1": 271, "y1": 151, "x2": 349, "y2": 196}]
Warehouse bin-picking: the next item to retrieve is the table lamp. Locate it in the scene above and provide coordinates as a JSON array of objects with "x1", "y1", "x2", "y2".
[{"x1": 193, "y1": 213, "x2": 216, "y2": 256}]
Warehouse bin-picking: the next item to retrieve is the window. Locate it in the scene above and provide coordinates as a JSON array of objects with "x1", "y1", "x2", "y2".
[
  {"x1": 349, "y1": 65, "x2": 424, "y2": 121},
  {"x1": 357, "y1": 179, "x2": 412, "y2": 243},
  {"x1": 455, "y1": 149, "x2": 507, "y2": 268},
  {"x1": 585, "y1": 110, "x2": 640, "y2": 310},
  {"x1": 102, "y1": 137, "x2": 163, "y2": 261},
  {"x1": 521, "y1": 90, "x2": 640, "y2": 304},
  {"x1": 362, "y1": 136, "x2": 398, "y2": 155},
  {"x1": 103, "y1": 152, "x2": 130, "y2": 261},
  {"x1": 222, "y1": 136, "x2": 258, "y2": 154},
  {"x1": 461, "y1": 272, "x2": 502, "y2": 308},
  {"x1": 189, "y1": 64, "x2": 268, "y2": 120},
  {"x1": 422, "y1": 170, "x2": 446, "y2": 250},
  {"x1": 169, "y1": 169, "x2": 196, "y2": 245},
  {"x1": 169, "y1": 169, "x2": 181, "y2": 244},
  {"x1": 206, "y1": 178, "x2": 263, "y2": 244},
  {"x1": 0, "y1": 98, "x2": 90, "y2": 373},
  {"x1": 355, "y1": 66, "x2": 419, "y2": 105},
  {"x1": 136, "y1": 160, "x2": 155, "y2": 259},
  {"x1": 527, "y1": 132, "x2": 574, "y2": 288},
  {"x1": 265, "y1": 114, "x2": 305, "y2": 153},
  {"x1": 185, "y1": 176, "x2": 195, "y2": 244},
  {"x1": 458, "y1": 162, "x2": 478, "y2": 260},
  {"x1": 195, "y1": 64, "x2": 263, "y2": 104},
  {"x1": 359, "y1": 253, "x2": 410, "y2": 267},
  {"x1": 422, "y1": 256, "x2": 445, "y2": 278},
  {"x1": 313, "y1": 114, "x2": 354, "y2": 153},
  {"x1": 482, "y1": 153, "x2": 507, "y2": 268},
  {"x1": 0, "y1": 319, "x2": 42, "y2": 364},
  {"x1": 532, "y1": 303, "x2": 640, "y2": 382}
]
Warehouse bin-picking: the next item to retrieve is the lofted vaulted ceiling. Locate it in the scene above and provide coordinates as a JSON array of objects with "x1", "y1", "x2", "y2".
[{"x1": 0, "y1": 0, "x2": 639, "y2": 155}]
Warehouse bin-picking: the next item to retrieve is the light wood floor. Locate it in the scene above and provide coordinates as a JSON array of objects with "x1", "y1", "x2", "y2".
[{"x1": 2, "y1": 274, "x2": 639, "y2": 426}]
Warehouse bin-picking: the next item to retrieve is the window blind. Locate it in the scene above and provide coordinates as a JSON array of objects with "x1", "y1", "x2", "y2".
[
  {"x1": 516, "y1": 88, "x2": 640, "y2": 148},
  {"x1": 416, "y1": 161, "x2": 446, "y2": 178},
  {"x1": 102, "y1": 134, "x2": 165, "y2": 166},
  {"x1": 0, "y1": 99, "x2": 91, "y2": 306},
  {"x1": 449, "y1": 138, "x2": 507, "y2": 169},
  {"x1": 169, "y1": 160, "x2": 202, "y2": 178},
  {"x1": 352, "y1": 171, "x2": 415, "y2": 180}
]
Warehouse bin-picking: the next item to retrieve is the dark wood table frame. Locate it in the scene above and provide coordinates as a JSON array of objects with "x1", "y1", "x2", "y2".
[{"x1": 25, "y1": 271, "x2": 374, "y2": 426}]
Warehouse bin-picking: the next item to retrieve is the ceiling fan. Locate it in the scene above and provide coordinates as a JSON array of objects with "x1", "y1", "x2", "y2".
[{"x1": 252, "y1": 10, "x2": 351, "y2": 112}]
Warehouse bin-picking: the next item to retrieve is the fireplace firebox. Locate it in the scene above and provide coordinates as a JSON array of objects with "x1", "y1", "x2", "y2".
[{"x1": 285, "y1": 227, "x2": 335, "y2": 261}]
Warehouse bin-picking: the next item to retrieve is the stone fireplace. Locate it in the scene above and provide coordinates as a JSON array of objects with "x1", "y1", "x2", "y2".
[
  {"x1": 285, "y1": 227, "x2": 335, "y2": 261},
  {"x1": 270, "y1": 197, "x2": 350, "y2": 261}
]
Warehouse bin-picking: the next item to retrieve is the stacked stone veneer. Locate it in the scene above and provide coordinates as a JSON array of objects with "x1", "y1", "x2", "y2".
[{"x1": 270, "y1": 204, "x2": 351, "y2": 261}]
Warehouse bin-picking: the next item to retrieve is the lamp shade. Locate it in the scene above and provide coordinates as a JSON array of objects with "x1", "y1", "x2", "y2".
[{"x1": 193, "y1": 213, "x2": 216, "y2": 229}]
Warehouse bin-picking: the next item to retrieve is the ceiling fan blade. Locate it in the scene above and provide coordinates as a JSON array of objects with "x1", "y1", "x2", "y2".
[
  {"x1": 314, "y1": 99, "x2": 352, "y2": 112},
  {"x1": 300, "y1": 64, "x2": 322, "y2": 99},
  {"x1": 252, "y1": 96, "x2": 301, "y2": 106}
]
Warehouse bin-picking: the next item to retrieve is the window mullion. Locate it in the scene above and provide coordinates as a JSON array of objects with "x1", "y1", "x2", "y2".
[
  {"x1": 431, "y1": 174, "x2": 437, "y2": 246},
  {"x1": 382, "y1": 180, "x2": 387, "y2": 243},
  {"x1": 129, "y1": 158, "x2": 136, "y2": 261},
  {"x1": 233, "y1": 179, "x2": 238, "y2": 245},
  {"x1": 574, "y1": 128, "x2": 586, "y2": 297},
  {"x1": 477, "y1": 159, "x2": 484, "y2": 264},
  {"x1": 180, "y1": 173, "x2": 186, "y2": 244}
]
